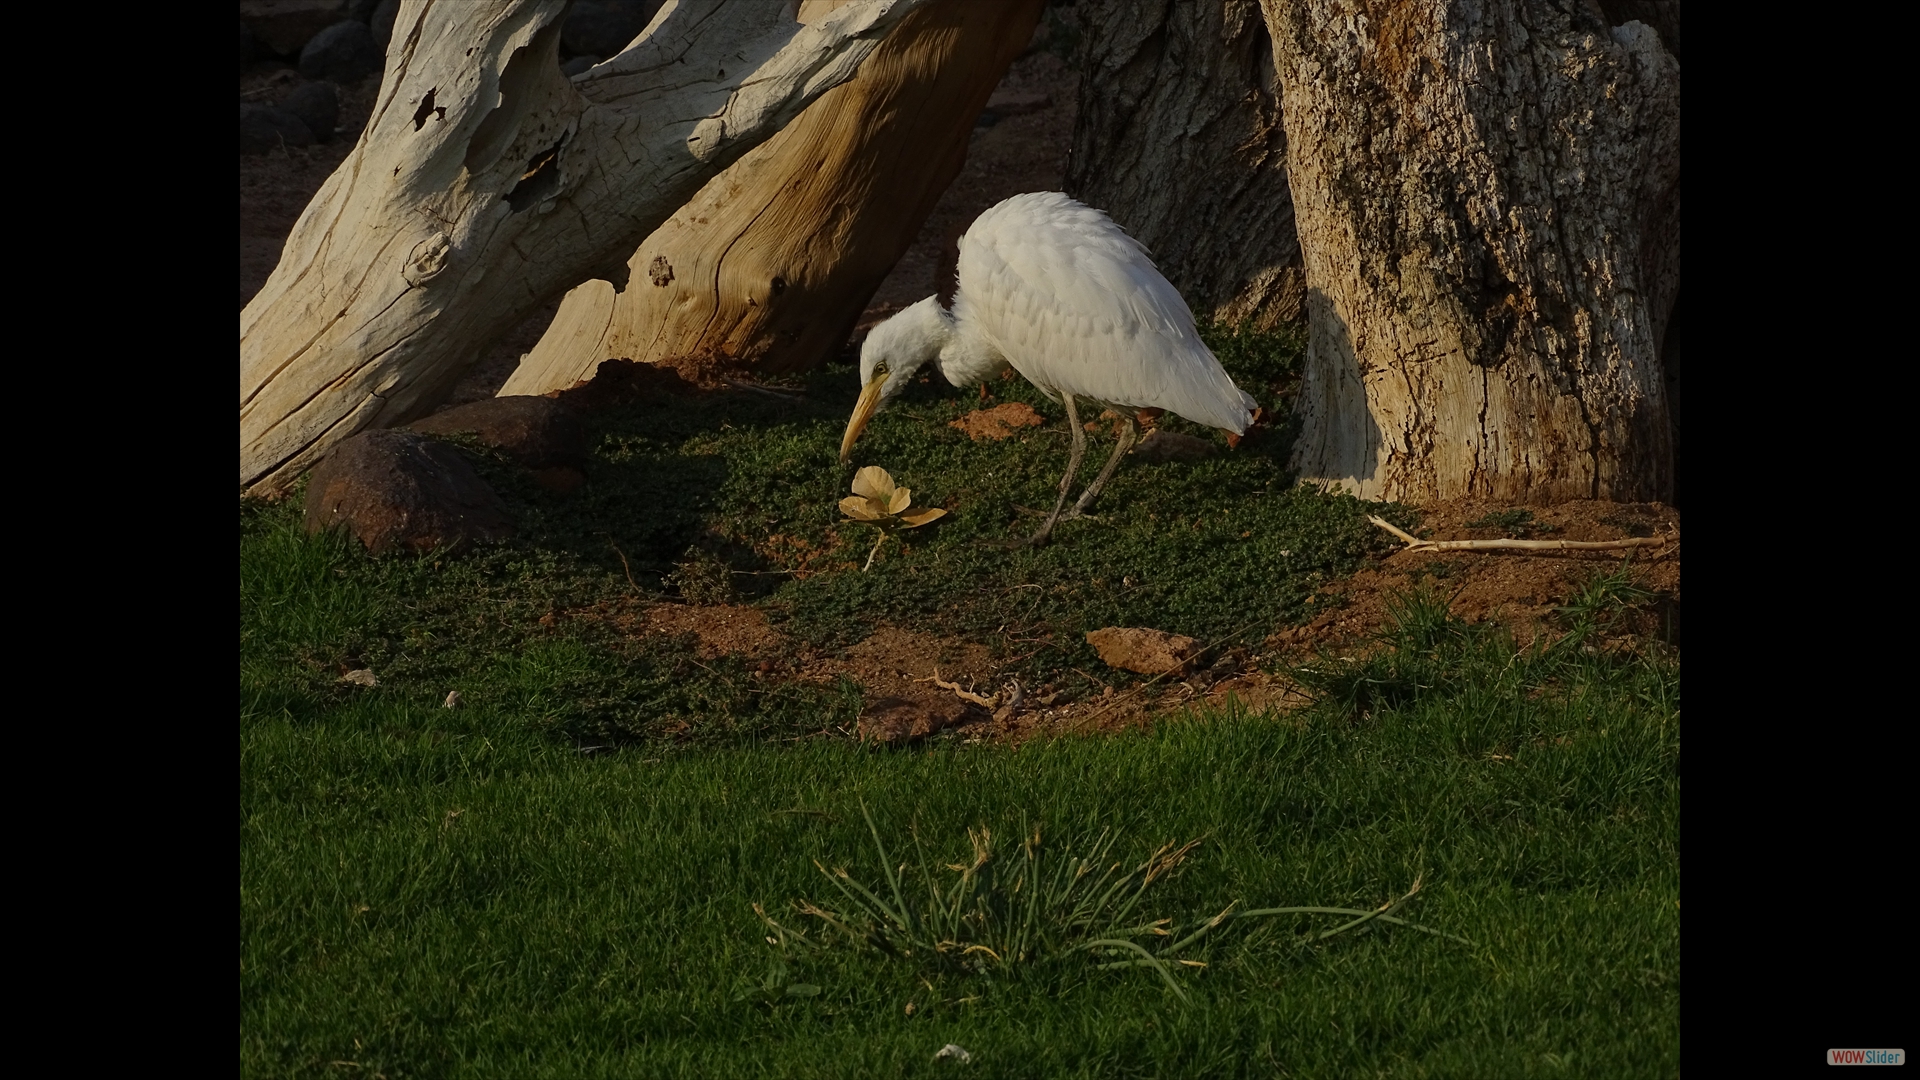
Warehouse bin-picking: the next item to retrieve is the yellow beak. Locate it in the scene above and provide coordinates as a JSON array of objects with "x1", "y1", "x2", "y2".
[{"x1": 840, "y1": 372, "x2": 888, "y2": 464}]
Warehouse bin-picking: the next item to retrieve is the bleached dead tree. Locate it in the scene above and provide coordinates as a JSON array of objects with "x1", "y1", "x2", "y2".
[
  {"x1": 240, "y1": 0, "x2": 929, "y2": 496},
  {"x1": 504, "y1": 0, "x2": 1041, "y2": 393}
]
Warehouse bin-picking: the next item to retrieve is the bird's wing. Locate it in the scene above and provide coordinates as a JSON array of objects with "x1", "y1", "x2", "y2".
[{"x1": 957, "y1": 193, "x2": 1256, "y2": 433}]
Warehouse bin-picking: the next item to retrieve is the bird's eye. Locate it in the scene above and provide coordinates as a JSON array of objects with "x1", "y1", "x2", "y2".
[{"x1": 875, "y1": 361, "x2": 890, "y2": 376}]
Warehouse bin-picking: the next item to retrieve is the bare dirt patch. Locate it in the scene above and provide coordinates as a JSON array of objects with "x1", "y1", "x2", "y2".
[
  {"x1": 1269, "y1": 500, "x2": 1682, "y2": 655},
  {"x1": 949, "y1": 402, "x2": 1045, "y2": 441},
  {"x1": 643, "y1": 603, "x2": 791, "y2": 662}
]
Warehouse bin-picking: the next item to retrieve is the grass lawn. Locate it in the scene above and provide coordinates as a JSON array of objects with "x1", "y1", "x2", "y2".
[{"x1": 240, "y1": 327, "x2": 1679, "y2": 1077}]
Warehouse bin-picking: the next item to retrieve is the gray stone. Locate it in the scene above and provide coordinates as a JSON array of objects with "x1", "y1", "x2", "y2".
[
  {"x1": 299, "y1": 20, "x2": 380, "y2": 83},
  {"x1": 561, "y1": 55, "x2": 601, "y2": 78},
  {"x1": 281, "y1": 82, "x2": 339, "y2": 143},
  {"x1": 241, "y1": 104, "x2": 314, "y2": 154},
  {"x1": 304, "y1": 430, "x2": 515, "y2": 556}
]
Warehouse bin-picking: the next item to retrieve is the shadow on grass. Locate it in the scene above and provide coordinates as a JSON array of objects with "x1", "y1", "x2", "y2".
[{"x1": 243, "y1": 324, "x2": 1425, "y2": 748}]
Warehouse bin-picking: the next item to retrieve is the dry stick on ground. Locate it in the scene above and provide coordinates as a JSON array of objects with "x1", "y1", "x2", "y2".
[
  {"x1": 916, "y1": 669, "x2": 1027, "y2": 724},
  {"x1": 602, "y1": 535, "x2": 640, "y2": 592},
  {"x1": 1366, "y1": 515, "x2": 1675, "y2": 554},
  {"x1": 916, "y1": 668, "x2": 998, "y2": 708}
]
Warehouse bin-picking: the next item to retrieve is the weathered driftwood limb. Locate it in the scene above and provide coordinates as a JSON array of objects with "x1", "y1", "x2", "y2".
[
  {"x1": 501, "y1": 0, "x2": 1040, "y2": 393},
  {"x1": 1366, "y1": 515, "x2": 1673, "y2": 554},
  {"x1": 1261, "y1": 1, "x2": 1681, "y2": 504},
  {"x1": 240, "y1": 0, "x2": 930, "y2": 496}
]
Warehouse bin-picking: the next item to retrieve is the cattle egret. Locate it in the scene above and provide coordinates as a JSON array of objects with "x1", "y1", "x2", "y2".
[{"x1": 841, "y1": 192, "x2": 1257, "y2": 546}]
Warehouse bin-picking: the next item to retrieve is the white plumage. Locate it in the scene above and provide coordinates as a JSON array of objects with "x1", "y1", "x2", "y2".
[{"x1": 841, "y1": 192, "x2": 1259, "y2": 545}]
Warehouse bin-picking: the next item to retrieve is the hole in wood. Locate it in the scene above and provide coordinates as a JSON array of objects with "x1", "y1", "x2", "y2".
[{"x1": 506, "y1": 142, "x2": 564, "y2": 212}]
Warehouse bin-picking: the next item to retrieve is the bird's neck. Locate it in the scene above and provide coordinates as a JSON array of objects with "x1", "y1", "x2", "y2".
[{"x1": 936, "y1": 308, "x2": 1005, "y2": 388}]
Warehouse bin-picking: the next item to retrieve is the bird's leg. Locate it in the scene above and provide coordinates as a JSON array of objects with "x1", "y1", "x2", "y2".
[
  {"x1": 1066, "y1": 413, "x2": 1138, "y2": 519},
  {"x1": 1026, "y1": 392, "x2": 1086, "y2": 547}
]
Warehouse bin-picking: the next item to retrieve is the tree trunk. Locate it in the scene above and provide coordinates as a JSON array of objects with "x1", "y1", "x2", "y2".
[
  {"x1": 1262, "y1": 0, "x2": 1680, "y2": 503},
  {"x1": 239, "y1": 0, "x2": 931, "y2": 496},
  {"x1": 502, "y1": 0, "x2": 1041, "y2": 393},
  {"x1": 1064, "y1": 0, "x2": 1302, "y2": 329}
]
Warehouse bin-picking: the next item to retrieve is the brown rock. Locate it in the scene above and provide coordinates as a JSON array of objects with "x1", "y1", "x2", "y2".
[
  {"x1": 949, "y1": 402, "x2": 1044, "y2": 441},
  {"x1": 304, "y1": 430, "x2": 515, "y2": 555},
  {"x1": 856, "y1": 697, "x2": 970, "y2": 744},
  {"x1": 1131, "y1": 429, "x2": 1217, "y2": 464},
  {"x1": 1085, "y1": 627, "x2": 1202, "y2": 677},
  {"x1": 408, "y1": 396, "x2": 588, "y2": 470}
]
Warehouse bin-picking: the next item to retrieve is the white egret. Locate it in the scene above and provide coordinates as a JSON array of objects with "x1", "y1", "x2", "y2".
[{"x1": 840, "y1": 191, "x2": 1258, "y2": 546}]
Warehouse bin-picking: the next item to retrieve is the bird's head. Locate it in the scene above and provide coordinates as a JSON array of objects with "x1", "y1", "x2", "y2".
[{"x1": 840, "y1": 297, "x2": 954, "y2": 463}]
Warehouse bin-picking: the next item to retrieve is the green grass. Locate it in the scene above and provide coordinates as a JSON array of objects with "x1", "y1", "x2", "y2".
[
  {"x1": 242, "y1": 608, "x2": 1678, "y2": 1078},
  {"x1": 241, "y1": 325, "x2": 1677, "y2": 1075}
]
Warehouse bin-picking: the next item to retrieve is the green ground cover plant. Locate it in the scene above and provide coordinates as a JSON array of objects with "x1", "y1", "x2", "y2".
[{"x1": 242, "y1": 321, "x2": 1398, "y2": 731}]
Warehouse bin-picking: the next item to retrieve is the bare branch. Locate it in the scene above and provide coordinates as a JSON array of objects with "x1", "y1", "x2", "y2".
[{"x1": 1367, "y1": 515, "x2": 1674, "y2": 554}]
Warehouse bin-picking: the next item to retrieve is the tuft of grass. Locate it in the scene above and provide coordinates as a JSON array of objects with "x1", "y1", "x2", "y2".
[
  {"x1": 1558, "y1": 561, "x2": 1657, "y2": 634},
  {"x1": 766, "y1": 805, "x2": 1465, "y2": 1002}
]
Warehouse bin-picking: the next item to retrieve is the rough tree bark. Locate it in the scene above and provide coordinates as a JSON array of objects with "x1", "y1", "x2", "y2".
[
  {"x1": 502, "y1": 0, "x2": 1042, "y2": 394},
  {"x1": 1262, "y1": 0, "x2": 1680, "y2": 503},
  {"x1": 1596, "y1": 0, "x2": 1679, "y2": 501},
  {"x1": 1064, "y1": 0, "x2": 1302, "y2": 329},
  {"x1": 239, "y1": 0, "x2": 930, "y2": 496}
]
